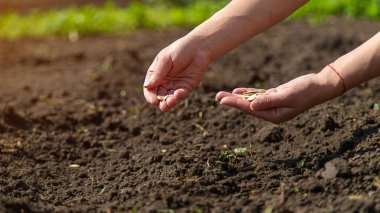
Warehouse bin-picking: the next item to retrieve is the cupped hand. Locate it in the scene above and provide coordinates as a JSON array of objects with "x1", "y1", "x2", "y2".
[
  {"x1": 215, "y1": 73, "x2": 338, "y2": 124},
  {"x1": 143, "y1": 36, "x2": 210, "y2": 112}
]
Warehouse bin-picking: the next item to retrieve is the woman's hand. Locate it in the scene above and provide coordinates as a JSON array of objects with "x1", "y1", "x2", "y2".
[
  {"x1": 215, "y1": 68, "x2": 344, "y2": 124},
  {"x1": 143, "y1": 0, "x2": 310, "y2": 112},
  {"x1": 143, "y1": 36, "x2": 210, "y2": 112}
]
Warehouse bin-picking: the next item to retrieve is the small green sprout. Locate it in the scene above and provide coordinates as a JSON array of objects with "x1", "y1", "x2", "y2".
[
  {"x1": 77, "y1": 126, "x2": 88, "y2": 133},
  {"x1": 120, "y1": 90, "x2": 127, "y2": 97},
  {"x1": 158, "y1": 210, "x2": 174, "y2": 213},
  {"x1": 297, "y1": 159, "x2": 306, "y2": 168},
  {"x1": 293, "y1": 187, "x2": 299, "y2": 193},
  {"x1": 193, "y1": 208, "x2": 203, "y2": 213},
  {"x1": 219, "y1": 151, "x2": 233, "y2": 162},
  {"x1": 234, "y1": 147, "x2": 247, "y2": 155},
  {"x1": 374, "y1": 103, "x2": 380, "y2": 111},
  {"x1": 131, "y1": 207, "x2": 140, "y2": 213}
]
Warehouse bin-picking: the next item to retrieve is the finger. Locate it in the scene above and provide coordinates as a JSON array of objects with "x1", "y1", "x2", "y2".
[
  {"x1": 159, "y1": 100, "x2": 170, "y2": 112},
  {"x1": 250, "y1": 107, "x2": 294, "y2": 124},
  {"x1": 143, "y1": 58, "x2": 158, "y2": 86},
  {"x1": 220, "y1": 95, "x2": 251, "y2": 112},
  {"x1": 143, "y1": 87, "x2": 159, "y2": 105},
  {"x1": 215, "y1": 91, "x2": 235, "y2": 102},
  {"x1": 232, "y1": 88, "x2": 266, "y2": 94},
  {"x1": 250, "y1": 91, "x2": 285, "y2": 111},
  {"x1": 156, "y1": 87, "x2": 189, "y2": 109},
  {"x1": 166, "y1": 95, "x2": 177, "y2": 108},
  {"x1": 173, "y1": 88, "x2": 189, "y2": 100},
  {"x1": 157, "y1": 87, "x2": 170, "y2": 112},
  {"x1": 165, "y1": 89, "x2": 176, "y2": 108},
  {"x1": 144, "y1": 54, "x2": 173, "y2": 89}
]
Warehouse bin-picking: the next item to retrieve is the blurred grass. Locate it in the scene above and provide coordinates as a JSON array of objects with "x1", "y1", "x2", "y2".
[
  {"x1": 0, "y1": 0, "x2": 379, "y2": 40},
  {"x1": 292, "y1": 0, "x2": 380, "y2": 21}
]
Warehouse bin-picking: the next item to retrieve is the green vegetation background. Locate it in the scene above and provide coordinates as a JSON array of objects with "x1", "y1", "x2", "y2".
[{"x1": 0, "y1": 0, "x2": 379, "y2": 40}]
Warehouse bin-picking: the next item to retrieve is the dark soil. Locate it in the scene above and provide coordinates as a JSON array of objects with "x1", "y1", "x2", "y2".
[{"x1": 1, "y1": 18, "x2": 380, "y2": 213}]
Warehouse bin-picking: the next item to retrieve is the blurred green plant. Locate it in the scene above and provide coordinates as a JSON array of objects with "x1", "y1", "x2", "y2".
[
  {"x1": 374, "y1": 103, "x2": 380, "y2": 111},
  {"x1": 234, "y1": 147, "x2": 247, "y2": 155},
  {"x1": 0, "y1": 0, "x2": 379, "y2": 40},
  {"x1": 0, "y1": 1, "x2": 227, "y2": 40},
  {"x1": 292, "y1": 0, "x2": 380, "y2": 22}
]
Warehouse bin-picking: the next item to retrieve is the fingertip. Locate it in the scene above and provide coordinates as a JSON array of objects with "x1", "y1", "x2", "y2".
[
  {"x1": 159, "y1": 101, "x2": 170, "y2": 112},
  {"x1": 215, "y1": 92, "x2": 224, "y2": 102},
  {"x1": 166, "y1": 96, "x2": 177, "y2": 108},
  {"x1": 219, "y1": 97, "x2": 227, "y2": 105},
  {"x1": 219, "y1": 96, "x2": 233, "y2": 105},
  {"x1": 215, "y1": 91, "x2": 234, "y2": 102},
  {"x1": 174, "y1": 88, "x2": 189, "y2": 100}
]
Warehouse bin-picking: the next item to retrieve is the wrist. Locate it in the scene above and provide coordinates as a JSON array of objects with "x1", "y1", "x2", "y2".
[
  {"x1": 315, "y1": 65, "x2": 345, "y2": 102},
  {"x1": 183, "y1": 33, "x2": 213, "y2": 63}
]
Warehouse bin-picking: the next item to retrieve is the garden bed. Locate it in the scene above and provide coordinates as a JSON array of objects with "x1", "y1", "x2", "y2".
[{"x1": 0, "y1": 18, "x2": 380, "y2": 212}]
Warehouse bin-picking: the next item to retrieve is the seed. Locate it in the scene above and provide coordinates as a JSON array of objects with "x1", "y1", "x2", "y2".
[
  {"x1": 238, "y1": 91, "x2": 264, "y2": 102},
  {"x1": 157, "y1": 95, "x2": 169, "y2": 101}
]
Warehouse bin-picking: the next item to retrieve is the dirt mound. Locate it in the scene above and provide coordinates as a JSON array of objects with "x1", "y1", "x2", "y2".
[{"x1": 0, "y1": 18, "x2": 380, "y2": 212}]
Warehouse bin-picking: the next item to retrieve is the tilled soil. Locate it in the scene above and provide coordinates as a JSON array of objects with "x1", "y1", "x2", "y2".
[{"x1": 1, "y1": 18, "x2": 380, "y2": 213}]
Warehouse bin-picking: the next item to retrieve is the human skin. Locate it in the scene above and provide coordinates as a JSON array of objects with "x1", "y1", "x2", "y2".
[
  {"x1": 216, "y1": 32, "x2": 380, "y2": 123},
  {"x1": 143, "y1": 0, "x2": 309, "y2": 112}
]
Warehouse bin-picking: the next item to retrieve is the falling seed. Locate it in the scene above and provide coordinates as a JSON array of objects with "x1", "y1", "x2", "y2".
[{"x1": 69, "y1": 164, "x2": 80, "y2": 168}]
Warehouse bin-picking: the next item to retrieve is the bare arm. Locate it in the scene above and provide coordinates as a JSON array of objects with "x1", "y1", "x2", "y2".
[
  {"x1": 327, "y1": 32, "x2": 380, "y2": 92},
  {"x1": 143, "y1": 0, "x2": 309, "y2": 111},
  {"x1": 216, "y1": 31, "x2": 380, "y2": 123},
  {"x1": 189, "y1": 0, "x2": 309, "y2": 60}
]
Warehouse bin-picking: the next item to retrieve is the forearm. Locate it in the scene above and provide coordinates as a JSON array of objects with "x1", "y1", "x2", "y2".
[
  {"x1": 186, "y1": 0, "x2": 309, "y2": 61},
  {"x1": 331, "y1": 32, "x2": 380, "y2": 90},
  {"x1": 317, "y1": 32, "x2": 380, "y2": 102}
]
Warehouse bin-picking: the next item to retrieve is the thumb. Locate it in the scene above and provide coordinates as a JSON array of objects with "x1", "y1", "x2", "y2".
[
  {"x1": 250, "y1": 90, "x2": 284, "y2": 111},
  {"x1": 144, "y1": 54, "x2": 173, "y2": 88}
]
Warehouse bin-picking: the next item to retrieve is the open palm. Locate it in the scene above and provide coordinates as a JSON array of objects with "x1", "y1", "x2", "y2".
[{"x1": 215, "y1": 74, "x2": 332, "y2": 123}]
